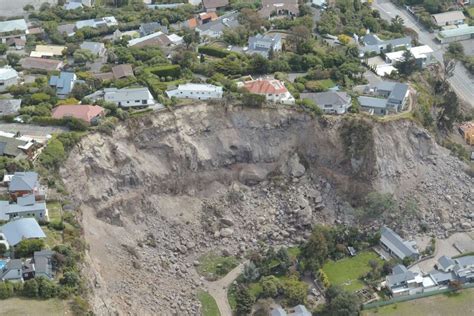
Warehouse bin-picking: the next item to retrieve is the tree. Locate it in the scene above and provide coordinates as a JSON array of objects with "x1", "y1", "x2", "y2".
[
  {"x1": 183, "y1": 29, "x2": 200, "y2": 49},
  {"x1": 37, "y1": 276, "x2": 58, "y2": 298},
  {"x1": 60, "y1": 271, "x2": 81, "y2": 288},
  {"x1": 7, "y1": 53, "x2": 20, "y2": 66},
  {"x1": 15, "y1": 239, "x2": 44, "y2": 258},
  {"x1": 71, "y1": 82, "x2": 91, "y2": 100},
  {"x1": 287, "y1": 25, "x2": 312, "y2": 53},
  {"x1": 22, "y1": 279, "x2": 39, "y2": 298},
  {"x1": 436, "y1": 90, "x2": 459, "y2": 132},
  {"x1": 301, "y1": 225, "x2": 329, "y2": 271},
  {"x1": 324, "y1": 288, "x2": 361, "y2": 315},
  {"x1": 73, "y1": 49, "x2": 95, "y2": 64},
  {"x1": 282, "y1": 278, "x2": 307, "y2": 306},
  {"x1": 249, "y1": 53, "x2": 270, "y2": 74},
  {"x1": 242, "y1": 262, "x2": 260, "y2": 282},
  {"x1": 0, "y1": 43, "x2": 7, "y2": 55},
  {"x1": 0, "y1": 243, "x2": 7, "y2": 257},
  {"x1": 241, "y1": 93, "x2": 266, "y2": 108},
  {"x1": 235, "y1": 285, "x2": 254, "y2": 315},
  {"x1": 39, "y1": 139, "x2": 66, "y2": 169},
  {"x1": 442, "y1": 54, "x2": 456, "y2": 83},
  {"x1": 449, "y1": 280, "x2": 462, "y2": 292},
  {"x1": 260, "y1": 275, "x2": 281, "y2": 298},
  {"x1": 390, "y1": 15, "x2": 405, "y2": 33},
  {"x1": 447, "y1": 42, "x2": 464, "y2": 59},
  {"x1": 396, "y1": 50, "x2": 418, "y2": 76},
  {"x1": 0, "y1": 282, "x2": 14, "y2": 299}
]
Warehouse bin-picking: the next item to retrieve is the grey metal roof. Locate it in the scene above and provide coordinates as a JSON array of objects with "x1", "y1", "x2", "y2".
[
  {"x1": 386, "y1": 36, "x2": 412, "y2": 47},
  {"x1": 6, "y1": 201, "x2": 47, "y2": 215},
  {"x1": 18, "y1": 194, "x2": 35, "y2": 206},
  {"x1": 0, "y1": 218, "x2": 46, "y2": 246},
  {"x1": 0, "y1": 99, "x2": 21, "y2": 116},
  {"x1": 429, "y1": 270, "x2": 456, "y2": 284},
  {"x1": 197, "y1": 11, "x2": 239, "y2": 33},
  {"x1": 9, "y1": 172, "x2": 38, "y2": 192},
  {"x1": 455, "y1": 256, "x2": 474, "y2": 268},
  {"x1": 80, "y1": 41, "x2": 104, "y2": 55},
  {"x1": 438, "y1": 255, "x2": 456, "y2": 270},
  {"x1": 301, "y1": 91, "x2": 351, "y2": 107},
  {"x1": 139, "y1": 22, "x2": 168, "y2": 36},
  {"x1": 363, "y1": 34, "x2": 383, "y2": 46},
  {"x1": 392, "y1": 264, "x2": 408, "y2": 274},
  {"x1": 358, "y1": 96, "x2": 388, "y2": 109},
  {"x1": 288, "y1": 305, "x2": 311, "y2": 316},
  {"x1": 388, "y1": 83, "x2": 409, "y2": 102},
  {"x1": 380, "y1": 226, "x2": 419, "y2": 259},
  {"x1": 271, "y1": 307, "x2": 287, "y2": 316},
  {"x1": 386, "y1": 266, "x2": 415, "y2": 288},
  {"x1": 375, "y1": 81, "x2": 398, "y2": 92},
  {"x1": 49, "y1": 72, "x2": 79, "y2": 97},
  {"x1": 0, "y1": 201, "x2": 9, "y2": 221}
]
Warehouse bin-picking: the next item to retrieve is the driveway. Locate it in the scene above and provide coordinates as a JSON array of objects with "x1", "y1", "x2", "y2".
[
  {"x1": 372, "y1": 0, "x2": 474, "y2": 108},
  {"x1": 202, "y1": 261, "x2": 248, "y2": 316}
]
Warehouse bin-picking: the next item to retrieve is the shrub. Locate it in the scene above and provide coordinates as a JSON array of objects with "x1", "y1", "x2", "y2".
[
  {"x1": 22, "y1": 279, "x2": 39, "y2": 297},
  {"x1": 198, "y1": 46, "x2": 230, "y2": 58},
  {"x1": 15, "y1": 239, "x2": 45, "y2": 258},
  {"x1": 39, "y1": 139, "x2": 65, "y2": 169},
  {"x1": 149, "y1": 65, "x2": 181, "y2": 79},
  {"x1": 37, "y1": 276, "x2": 58, "y2": 299},
  {"x1": 241, "y1": 93, "x2": 266, "y2": 108},
  {"x1": 60, "y1": 271, "x2": 81, "y2": 288},
  {"x1": 0, "y1": 282, "x2": 14, "y2": 299}
]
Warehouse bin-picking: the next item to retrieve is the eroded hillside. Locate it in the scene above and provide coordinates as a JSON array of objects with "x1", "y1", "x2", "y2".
[{"x1": 61, "y1": 103, "x2": 473, "y2": 315}]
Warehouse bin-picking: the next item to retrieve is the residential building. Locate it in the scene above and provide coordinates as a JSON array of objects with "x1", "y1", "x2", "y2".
[
  {"x1": 6, "y1": 37, "x2": 26, "y2": 50},
  {"x1": 49, "y1": 72, "x2": 83, "y2": 99},
  {"x1": 259, "y1": 0, "x2": 299, "y2": 19},
  {"x1": 8, "y1": 172, "x2": 44, "y2": 201},
  {"x1": 128, "y1": 31, "x2": 173, "y2": 48},
  {"x1": 139, "y1": 22, "x2": 168, "y2": 36},
  {"x1": 202, "y1": 0, "x2": 229, "y2": 11},
  {"x1": 386, "y1": 264, "x2": 424, "y2": 297},
  {"x1": 0, "y1": 67, "x2": 19, "y2": 93},
  {"x1": 166, "y1": 83, "x2": 223, "y2": 100},
  {"x1": 184, "y1": 12, "x2": 219, "y2": 29},
  {"x1": 20, "y1": 57, "x2": 64, "y2": 72},
  {"x1": 64, "y1": 0, "x2": 94, "y2": 9},
  {"x1": 380, "y1": 226, "x2": 419, "y2": 260},
  {"x1": 0, "y1": 135, "x2": 35, "y2": 159},
  {"x1": 242, "y1": 79, "x2": 295, "y2": 104},
  {"x1": 80, "y1": 41, "x2": 106, "y2": 57},
  {"x1": 431, "y1": 11, "x2": 466, "y2": 27},
  {"x1": 58, "y1": 24, "x2": 76, "y2": 37},
  {"x1": 359, "y1": 33, "x2": 412, "y2": 56},
  {"x1": 0, "y1": 218, "x2": 46, "y2": 247},
  {"x1": 0, "y1": 99, "x2": 21, "y2": 117},
  {"x1": 358, "y1": 81, "x2": 409, "y2": 115},
  {"x1": 270, "y1": 304, "x2": 312, "y2": 316},
  {"x1": 147, "y1": 3, "x2": 186, "y2": 9},
  {"x1": 247, "y1": 33, "x2": 282, "y2": 58},
  {"x1": 384, "y1": 45, "x2": 435, "y2": 68},
  {"x1": 0, "y1": 259, "x2": 23, "y2": 281},
  {"x1": 52, "y1": 104, "x2": 105, "y2": 124},
  {"x1": 0, "y1": 19, "x2": 28, "y2": 43},
  {"x1": 195, "y1": 11, "x2": 240, "y2": 38},
  {"x1": 300, "y1": 91, "x2": 352, "y2": 114},
  {"x1": 436, "y1": 25, "x2": 474, "y2": 44},
  {"x1": 459, "y1": 121, "x2": 474, "y2": 145},
  {"x1": 2, "y1": 194, "x2": 48, "y2": 222},
  {"x1": 87, "y1": 87, "x2": 155, "y2": 108},
  {"x1": 76, "y1": 16, "x2": 118, "y2": 30},
  {"x1": 32, "y1": 250, "x2": 55, "y2": 279},
  {"x1": 437, "y1": 255, "x2": 456, "y2": 272},
  {"x1": 30, "y1": 45, "x2": 65, "y2": 58},
  {"x1": 112, "y1": 64, "x2": 134, "y2": 79}
]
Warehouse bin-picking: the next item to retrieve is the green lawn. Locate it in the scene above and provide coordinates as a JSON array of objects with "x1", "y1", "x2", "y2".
[
  {"x1": 468, "y1": 7, "x2": 474, "y2": 18},
  {"x1": 196, "y1": 252, "x2": 239, "y2": 281},
  {"x1": 316, "y1": 79, "x2": 336, "y2": 89},
  {"x1": 322, "y1": 251, "x2": 383, "y2": 292},
  {"x1": 43, "y1": 226, "x2": 62, "y2": 248},
  {"x1": 363, "y1": 288, "x2": 474, "y2": 315},
  {"x1": 47, "y1": 201, "x2": 62, "y2": 222},
  {"x1": 197, "y1": 290, "x2": 220, "y2": 316},
  {"x1": 287, "y1": 247, "x2": 301, "y2": 261},
  {"x1": 0, "y1": 298, "x2": 66, "y2": 315}
]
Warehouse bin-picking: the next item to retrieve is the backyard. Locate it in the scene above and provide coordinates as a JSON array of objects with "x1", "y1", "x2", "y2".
[
  {"x1": 363, "y1": 288, "x2": 474, "y2": 316},
  {"x1": 322, "y1": 250, "x2": 383, "y2": 292},
  {"x1": 0, "y1": 298, "x2": 67, "y2": 315}
]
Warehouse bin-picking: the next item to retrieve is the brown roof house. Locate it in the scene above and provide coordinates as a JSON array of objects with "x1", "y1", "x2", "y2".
[
  {"x1": 127, "y1": 32, "x2": 173, "y2": 48},
  {"x1": 112, "y1": 64, "x2": 134, "y2": 79},
  {"x1": 202, "y1": 0, "x2": 229, "y2": 11},
  {"x1": 20, "y1": 57, "x2": 64, "y2": 72},
  {"x1": 259, "y1": 0, "x2": 299, "y2": 19},
  {"x1": 52, "y1": 104, "x2": 105, "y2": 124}
]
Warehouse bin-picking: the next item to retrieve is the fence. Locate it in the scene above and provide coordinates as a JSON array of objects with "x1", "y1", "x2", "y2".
[{"x1": 363, "y1": 282, "x2": 474, "y2": 310}]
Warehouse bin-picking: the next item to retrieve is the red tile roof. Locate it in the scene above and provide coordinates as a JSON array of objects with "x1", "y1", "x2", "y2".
[
  {"x1": 243, "y1": 79, "x2": 289, "y2": 95},
  {"x1": 52, "y1": 105, "x2": 105, "y2": 123}
]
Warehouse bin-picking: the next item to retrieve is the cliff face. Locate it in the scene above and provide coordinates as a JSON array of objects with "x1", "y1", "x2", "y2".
[{"x1": 61, "y1": 104, "x2": 473, "y2": 315}]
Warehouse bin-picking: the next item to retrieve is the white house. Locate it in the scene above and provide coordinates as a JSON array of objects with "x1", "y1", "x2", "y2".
[
  {"x1": 87, "y1": 87, "x2": 155, "y2": 108},
  {"x1": 76, "y1": 16, "x2": 118, "y2": 30},
  {"x1": 431, "y1": 11, "x2": 466, "y2": 27},
  {"x1": 241, "y1": 79, "x2": 295, "y2": 104},
  {"x1": 247, "y1": 33, "x2": 282, "y2": 58},
  {"x1": 0, "y1": 67, "x2": 19, "y2": 93},
  {"x1": 384, "y1": 45, "x2": 435, "y2": 68},
  {"x1": 166, "y1": 83, "x2": 223, "y2": 100},
  {"x1": 0, "y1": 19, "x2": 28, "y2": 43}
]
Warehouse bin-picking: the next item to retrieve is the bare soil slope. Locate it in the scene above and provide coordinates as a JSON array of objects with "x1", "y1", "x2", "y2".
[{"x1": 61, "y1": 104, "x2": 473, "y2": 315}]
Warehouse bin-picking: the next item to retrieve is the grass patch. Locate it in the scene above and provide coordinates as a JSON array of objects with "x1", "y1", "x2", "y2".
[
  {"x1": 362, "y1": 288, "x2": 474, "y2": 315},
  {"x1": 287, "y1": 247, "x2": 301, "y2": 261},
  {"x1": 248, "y1": 282, "x2": 263, "y2": 298},
  {"x1": 468, "y1": 7, "x2": 474, "y2": 18},
  {"x1": 228, "y1": 284, "x2": 237, "y2": 312},
  {"x1": 43, "y1": 226, "x2": 62, "y2": 248},
  {"x1": 197, "y1": 290, "x2": 220, "y2": 316},
  {"x1": 322, "y1": 250, "x2": 383, "y2": 292},
  {"x1": 47, "y1": 201, "x2": 62, "y2": 222},
  {"x1": 316, "y1": 79, "x2": 336, "y2": 89},
  {"x1": 196, "y1": 252, "x2": 239, "y2": 281},
  {"x1": 0, "y1": 298, "x2": 67, "y2": 315}
]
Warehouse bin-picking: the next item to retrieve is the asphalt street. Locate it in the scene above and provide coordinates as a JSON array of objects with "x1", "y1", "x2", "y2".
[{"x1": 373, "y1": 0, "x2": 474, "y2": 108}]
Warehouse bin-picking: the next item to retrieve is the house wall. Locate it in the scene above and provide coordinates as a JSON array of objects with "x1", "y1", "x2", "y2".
[
  {"x1": 167, "y1": 88, "x2": 222, "y2": 100},
  {"x1": 1, "y1": 268, "x2": 22, "y2": 281},
  {"x1": 0, "y1": 76, "x2": 18, "y2": 92},
  {"x1": 8, "y1": 207, "x2": 48, "y2": 222}
]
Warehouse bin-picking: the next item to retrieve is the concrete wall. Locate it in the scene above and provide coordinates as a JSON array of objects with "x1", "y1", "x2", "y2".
[{"x1": 0, "y1": 0, "x2": 57, "y2": 17}]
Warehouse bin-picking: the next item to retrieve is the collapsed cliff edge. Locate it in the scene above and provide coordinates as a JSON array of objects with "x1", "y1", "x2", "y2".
[{"x1": 60, "y1": 103, "x2": 473, "y2": 315}]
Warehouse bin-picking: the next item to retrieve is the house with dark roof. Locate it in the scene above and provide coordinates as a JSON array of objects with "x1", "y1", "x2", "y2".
[
  {"x1": 0, "y1": 218, "x2": 46, "y2": 247},
  {"x1": 359, "y1": 33, "x2": 412, "y2": 57},
  {"x1": 386, "y1": 264, "x2": 424, "y2": 297},
  {"x1": 437, "y1": 255, "x2": 456, "y2": 272},
  {"x1": 139, "y1": 22, "x2": 168, "y2": 36},
  {"x1": 52, "y1": 104, "x2": 105, "y2": 124},
  {"x1": 358, "y1": 81, "x2": 409, "y2": 115},
  {"x1": 20, "y1": 57, "x2": 64, "y2": 72},
  {"x1": 300, "y1": 91, "x2": 351, "y2": 114},
  {"x1": 202, "y1": 0, "x2": 229, "y2": 11},
  {"x1": 33, "y1": 250, "x2": 54, "y2": 279},
  {"x1": 0, "y1": 99, "x2": 21, "y2": 117},
  {"x1": 247, "y1": 33, "x2": 282, "y2": 58},
  {"x1": 49, "y1": 72, "x2": 83, "y2": 99},
  {"x1": 380, "y1": 226, "x2": 419, "y2": 260},
  {"x1": 0, "y1": 136, "x2": 30, "y2": 158},
  {"x1": 0, "y1": 259, "x2": 23, "y2": 281},
  {"x1": 112, "y1": 64, "x2": 134, "y2": 79},
  {"x1": 196, "y1": 11, "x2": 240, "y2": 38}
]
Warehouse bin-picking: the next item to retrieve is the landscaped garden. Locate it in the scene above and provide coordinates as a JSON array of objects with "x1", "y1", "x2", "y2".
[{"x1": 322, "y1": 250, "x2": 383, "y2": 292}]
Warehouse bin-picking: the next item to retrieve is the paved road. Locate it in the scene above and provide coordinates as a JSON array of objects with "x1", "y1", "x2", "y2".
[
  {"x1": 203, "y1": 261, "x2": 248, "y2": 316},
  {"x1": 373, "y1": 0, "x2": 474, "y2": 108}
]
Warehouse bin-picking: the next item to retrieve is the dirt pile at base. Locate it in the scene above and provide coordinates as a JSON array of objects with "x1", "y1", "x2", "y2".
[{"x1": 61, "y1": 104, "x2": 472, "y2": 315}]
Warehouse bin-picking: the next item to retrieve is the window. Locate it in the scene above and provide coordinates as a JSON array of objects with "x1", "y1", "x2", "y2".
[
  {"x1": 142, "y1": 100, "x2": 147, "y2": 104},
  {"x1": 135, "y1": 100, "x2": 140, "y2": 103}
]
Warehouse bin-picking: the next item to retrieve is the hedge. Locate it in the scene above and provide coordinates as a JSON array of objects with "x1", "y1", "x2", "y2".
[
  {"x1": 149, "y1": 65, "x2": 181, "y2": 79},
  {"x1": 198, "y1": 46, "x2": 230, "y2": 58}
]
